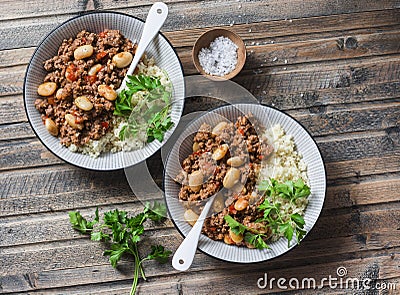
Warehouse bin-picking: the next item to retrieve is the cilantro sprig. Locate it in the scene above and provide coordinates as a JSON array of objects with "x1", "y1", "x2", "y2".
[
  {"x1": 69, "y1": 202, "x2": 171, "y2": 295},
  {"x1": 114, "y1": 74, "x2": 174, "y2": 143}
]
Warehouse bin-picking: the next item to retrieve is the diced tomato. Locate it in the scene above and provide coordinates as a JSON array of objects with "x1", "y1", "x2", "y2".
[
  {"x1": 209, "y1": 227, "x2": 217, "y2": 232},
  {"x1": 238, "y1": 128, "x2": 245, "y2": 136},
  {"x1": 66, "y1": 64, "x2": 78, "y2": 82},
  {"x1": 228, "y1": 204, "x2": 237, "y2": 215},
  {"x1": 85, "y1": 75, "x2": 97, "y2": 84},
  {"x1": 47, "y1": 96, "x2": 55, "y2": 105},
  {"x1": 96, "y1": 51, "x2": 107, "y2": 60},
  {"x1": 259, "y1": 155, "x2": 264, "y2": 160},
  {"x1": 101, "y1": 121, "x2": 109, "y2": 129},
  {"x1": 81, "y1": 37, "x2": 87, "y2": 43},
  {"x1": 75, "y1": 116, "x2": 83, "y2": 124},
  {"x1": 99, "y1": 31, "x2": 107, "y2": 38}
]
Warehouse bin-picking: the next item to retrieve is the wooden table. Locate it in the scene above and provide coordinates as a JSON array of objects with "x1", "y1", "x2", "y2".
[{"x1": 1, "y1": 1, "x2": 399, "y2": 294}]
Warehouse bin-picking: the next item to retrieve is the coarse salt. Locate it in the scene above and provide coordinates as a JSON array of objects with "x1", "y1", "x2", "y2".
[{"x1": 198, "y1": 36, "x2": 238, "y2": 76}]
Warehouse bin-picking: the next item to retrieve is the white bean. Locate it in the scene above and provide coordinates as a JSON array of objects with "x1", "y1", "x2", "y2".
[
  {"x1": 98, "y1": 84, "x2": 117, "y2": 101},
  {"x1": 212, "y1": 144, "x2": 229, "y2": 161},
  {"x1": 188, "y1": 170, "x2": 203, "y2": 192},
  {"x1": 234, "y1": 197, "x2": 249, "y2": 211},
  {"x1": 212, "y1": 121, "x2": 228, "y2": 136},
  {"x1": 223, "y1": 168, "x2": 241, "y2": 189},
  {"x1": 74, "y1": 45, "x2": 94, "y2": 60},
  {"x1": 65, "y1": 114, "x2": 83, "y2": 130},
  {"x1": 193, "y1": 142, "x2": 200, "y2": 152},
  {"x1": 212, "y1": 193, "x2": 225, "y2": 213},
  {"x1": 45, "y1": 118, "x2": 58, "y2": 136},
  {"x1": 37, "y1": 82, "x2": 57, "y2": 96},
  {"x1": 88, "y1": 64, "x2": 102, "y2": 76},
  {"x1": 184, "y1": 209, "x2": 199, "y2": 226},
  {"x1": 74, "y1": 96, "x2": 93, "y2": 111},
  {"x1": 112, "y1": 52, "x2": 133, "y2": 68},
  {"x1": 229, "y1": 229, "x2": 244, "y2": 243},
  {"x1": 227, "y1": 156, "x2": 244, "y2": 167}
]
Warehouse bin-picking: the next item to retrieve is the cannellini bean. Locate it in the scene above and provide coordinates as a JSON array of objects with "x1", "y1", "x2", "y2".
[
  {"x1": 37, "y1": 82, "x2": 57, "y2": 96},
  {"x1": 45, "y1": 118, "x2": 58, "y2": 136},
  {"x1": 229, "y1": 229, "x2": 244, "y2": 243},
  {"x1": 184, "y1": 209, "x2": 199, "y2": 226},
  {"x1": 98, "y1": 84, "x2": 117, "y2": 101},
  {"x1": 212, "y1": 121, "x2": 228, "y2": 136},
  {"x1": 88, "y1": 64, "x2": 102, "y2": 76},
  {"x1": 74, "y1": 45, "x2": 94, "y2": 60},
  {"x1": 223, "y1": 167, "x2": 241, "y2": 189},
  {"x1": 74, "y1": 96, "x2": 93, "y2": 111},
  {"x1": 227, "y1": 156, "x2": 244, "y2": 167},
  {"x1": 230, "y1": 182, "x2": 245, "y2": 194},
  {"x1": 55, "y1": 88, "x2": 64, "y2": 100},
  {"x1": 234, "y1": 197, "x2": 249, "y2": 211},
  {"x1": 188, "y1": 170, "x2": 203, "y2": 192},
  {"x1": 193, "y1": 142, "x2": 200, "y2": 152},
  {"x1": 224, "y1": 234, "x2": 235, "y2": 245},
  {"x1": 112, "y1": 52, "x2": 133, "y2": 68},
  {"x1": 65, "y1": 114, "x2": 83, "y2": 130},
  {"x1": 212, "y1": 193, "x2": 225, "y2": 213},
  {"x1": 212, "y1": 144, "x2": 229, "y2": 161}
]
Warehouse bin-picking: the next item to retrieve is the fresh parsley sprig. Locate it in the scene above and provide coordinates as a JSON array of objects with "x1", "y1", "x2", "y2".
[
  {"x1": 114, "y1": 74, "x2": 174, "y2": 143},
  {"x1": 68, "y1": 202, "x2": 171, "y2": 295},
  {"x1": 257, "y1": 178, "x2": 310, "y2": 247},
  {"x1": 224, "y1": 215, "x2": 270, "y2": 249}
]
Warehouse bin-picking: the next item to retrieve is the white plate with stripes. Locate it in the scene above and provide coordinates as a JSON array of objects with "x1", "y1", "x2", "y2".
[
  {"x1": 164, "y1": 103, "x2": 326, "y2": 263},
  {"x1": 24, "y1": 12, "x2": 184, "y2": 170}
]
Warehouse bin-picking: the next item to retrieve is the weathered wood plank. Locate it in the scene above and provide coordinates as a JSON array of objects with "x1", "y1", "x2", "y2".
[
  {"x1": 1, "y1": 128, "x2": 398, "y2": 172},
  {"x1": 1, "y1": 167, "x2": 398, "y2": 218},
  {"x1": 326, "y1": 155, "x2": 400, "y2": 179},
  {"x1": 1, "y1": 1, "x2": 398, "y2": 50},
  {"x1": 2, "y1": 100, "x2": 399, "y2": 142},
  {"x1": 1, "y1": 239, "x2": 398, "y2": 293},
  {"x1": 0, "y1": 95, "x2": 26, "y2": 124},
  {"x1": 0, "y1": 0, "x2": 189, "y2": 21},
  {"x1": 2, "y1": 9, "x2": 399, "y2": 68},
  {"x1": 1, "y1": 195, "x2": 399, "y2": 249}
]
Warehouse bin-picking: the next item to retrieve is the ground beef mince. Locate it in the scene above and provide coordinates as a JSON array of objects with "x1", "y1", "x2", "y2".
[
  {"x1": 34, "y1": 30, "x2": 137, "y2": 147},
  {"x1": 175, "y1": 114, "x2": 274, "y2": 248}
]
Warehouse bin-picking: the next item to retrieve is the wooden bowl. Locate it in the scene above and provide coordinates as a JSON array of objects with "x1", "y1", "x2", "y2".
[{"x1": 192, "y1": 28, "x2": 246, "y2": 80}]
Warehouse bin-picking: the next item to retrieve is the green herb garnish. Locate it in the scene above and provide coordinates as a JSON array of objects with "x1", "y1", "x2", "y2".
[
  {"x1": 257, "y1": 178, "x2": 310, "y2": 247},
  {"x1": 69, "y1": 202, "x2": 171, "y2": 295},
  {"x1": 114, "y1": 74, "x2": 174, "y2": 143},
  {"x1": 223, "y1": 178, "x2": 311, "y2": 249},
  {"x1": 224, "y1": 215, "x2": 270, "y2": 249}
]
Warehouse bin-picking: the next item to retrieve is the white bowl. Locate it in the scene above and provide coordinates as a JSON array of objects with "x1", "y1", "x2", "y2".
[
  {"x1": 164, "y1": 103, "x2": 326, "y2": 263},
  {"x1": 24, "y1": 11, "x2": 185, "y2": 170}
]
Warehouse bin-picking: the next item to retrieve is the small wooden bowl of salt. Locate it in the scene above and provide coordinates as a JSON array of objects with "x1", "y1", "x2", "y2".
[{"x1": 192, "y1": 28, "x2": 246, "y2": 80}]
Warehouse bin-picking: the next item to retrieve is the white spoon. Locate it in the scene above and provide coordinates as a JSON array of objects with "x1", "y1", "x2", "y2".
[
  {"x1": 172, "y1": 195, "x2": 217, "y2": 271},
  {"x1": 117, "y1": 2, "x2": 168, "y2": 93}
]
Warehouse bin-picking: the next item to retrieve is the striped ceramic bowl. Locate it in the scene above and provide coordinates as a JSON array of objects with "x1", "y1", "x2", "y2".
[
  {"x1": 164, "y1": 103, "x2": 326, "y2": 263},
  {"x1": 24, "y1": 11, "x2": 185, "y2": 170}
]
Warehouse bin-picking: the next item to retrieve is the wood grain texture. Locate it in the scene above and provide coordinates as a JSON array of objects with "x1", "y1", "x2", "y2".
[
  {"x1": 1, "y1": 0, "x2": 400, "y2": 294},
  {"x1": 0, "y1": 1, "x2": 398, "y2": 50}
]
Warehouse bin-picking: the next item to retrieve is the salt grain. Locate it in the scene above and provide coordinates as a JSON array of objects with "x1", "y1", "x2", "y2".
[{"x1": 198, "y1": 36, "x2": 238, "y2": 76}]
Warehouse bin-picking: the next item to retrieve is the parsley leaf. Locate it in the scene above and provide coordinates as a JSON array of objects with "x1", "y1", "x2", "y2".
[
  {"x1": 145, "y1": 245, "x2": 172, "y2": 264},
  {"x1": 257, "y1": 178, "x2": 311, "y2": 248},
  {"x1": 244, "y1": 232, "x2": 270, "y2": 250},
  {"x1": 68, "y1": 202, "x2": 171, "y2": 295}
]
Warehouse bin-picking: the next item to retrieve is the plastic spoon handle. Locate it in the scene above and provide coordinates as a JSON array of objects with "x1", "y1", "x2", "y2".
[
  {"x1": 172, "y1": 195, "x2": 216, "y2": 271},
  {"x1": 118, "y1": 2, "x2": 168, "y2": 92}
]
